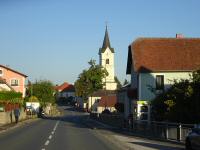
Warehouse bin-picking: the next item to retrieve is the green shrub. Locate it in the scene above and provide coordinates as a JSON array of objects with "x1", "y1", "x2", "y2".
[{"x1": 0, "y1": 91, "x2": 22, "y2": 101}]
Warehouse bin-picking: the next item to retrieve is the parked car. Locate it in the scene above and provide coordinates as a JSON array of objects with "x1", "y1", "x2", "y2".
[
  {"x1": 26, "y1": 106, "x2": 36, "y2": 115},
  {"x1": 185, "y1": 124, "x2": 200, "y2": 150}
]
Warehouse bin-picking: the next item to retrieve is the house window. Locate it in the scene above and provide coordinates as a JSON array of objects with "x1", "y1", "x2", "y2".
[
  {"x1": 11, "y1": 79, "x2": 19, "y2": 86},
  {"x1": 106, "y1": 59, "x2": 109, "y2": 64},
  {"x1": 0, "y1": 69, "x2": 2, "y2": 76},
  {"x1": 156, "y1": 75, "x2": 164, "y2": 90}
]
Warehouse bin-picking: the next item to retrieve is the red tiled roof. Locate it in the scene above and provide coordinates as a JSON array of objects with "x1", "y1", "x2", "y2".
[
  {"x1": 62, "y1": 84, "x2": 75, "y2": 92},
  {"x1": 98, "y1": 95, "x2": 117, "y2": 107},
  {"x1": 55, "y1": 82, "x2": 74, "y2": 92},
  {"x1": 127, "y1": 38, "x2": 200, "y2": 73},
  {"x1": 0, "y1": 65, "x2": 28, "y2": 77}
]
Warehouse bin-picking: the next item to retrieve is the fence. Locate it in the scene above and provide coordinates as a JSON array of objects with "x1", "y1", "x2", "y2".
[
  {"x1": 90, "y1": 112, "x2": 194, "y2": 142},
  {"x1": 132, "y1": 120, "x2": 194, "y2": 142}
]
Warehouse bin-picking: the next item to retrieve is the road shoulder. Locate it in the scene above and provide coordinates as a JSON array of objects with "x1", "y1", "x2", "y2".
[{"x1": 0, "y1": 117, "x2": 40, "y2": 134}]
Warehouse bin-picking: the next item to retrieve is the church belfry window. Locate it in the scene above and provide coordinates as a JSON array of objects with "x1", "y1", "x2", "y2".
[{"x1": 106, "y1": 59, "x2": 109, "y2": 64}]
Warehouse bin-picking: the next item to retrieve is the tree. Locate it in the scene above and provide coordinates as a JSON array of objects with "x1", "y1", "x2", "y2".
[
  {"x1": 30, "y1": 80, "x2": 55, "y2": 105},
  {"x1": 151, "y1": 69, "x2": 200, "y2": 123},
  {"x1": 114, "y1": 76, "x2": 122, "y2": 89},
  {"x1": 75, "y1": 59, "x2": 108, "y2": 102}
]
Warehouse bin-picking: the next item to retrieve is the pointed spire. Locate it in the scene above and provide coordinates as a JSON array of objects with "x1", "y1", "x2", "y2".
[
  {"x1": 99, "y1": 25, "x2": 114, "y2": 54},
  {"x1": 102, "y1": 25, "x2": 111, "y2": 49}
]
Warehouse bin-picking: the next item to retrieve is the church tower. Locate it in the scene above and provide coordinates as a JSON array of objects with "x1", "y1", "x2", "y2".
[{"x1": 99, "y1": 26, "x2": 117, "y2": 90}]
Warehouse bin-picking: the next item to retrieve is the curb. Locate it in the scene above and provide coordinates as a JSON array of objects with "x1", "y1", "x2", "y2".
[{"x1": 0, "y1": 118, "x2": 40, "y2": 134}]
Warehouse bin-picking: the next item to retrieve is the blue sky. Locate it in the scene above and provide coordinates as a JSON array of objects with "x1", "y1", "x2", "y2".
[{"x1": 0, "y1": 0, "x2": 200, "y2": 85}]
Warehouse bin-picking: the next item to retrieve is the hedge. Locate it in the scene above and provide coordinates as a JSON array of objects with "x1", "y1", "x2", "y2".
[{"x1": 0, "y1": 91, "x2": 22, "y2": 101}]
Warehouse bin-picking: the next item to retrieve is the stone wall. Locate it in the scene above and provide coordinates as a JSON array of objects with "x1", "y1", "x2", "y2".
[{"x1": 0, "y1": 108, "x2": 27, "y2": 125}]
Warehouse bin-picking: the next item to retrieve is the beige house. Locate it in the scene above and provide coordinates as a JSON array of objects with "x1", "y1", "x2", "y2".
[
  {"x1": 97, "y1": 95, "x2": 117, "y2": 113},
  {"x1": 88, "y1": 90, "x2": 116, "y2": 112}
]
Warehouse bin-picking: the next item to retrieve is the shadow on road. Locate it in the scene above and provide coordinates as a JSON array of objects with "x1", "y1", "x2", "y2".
[
  {"x1": 64, "y1": 107, "x2": 85, "y2": 113},
  {"x1": 41, "y1": 107, "x2": 92, "y2": 130},
  {"x1": 129, "y1": 141, "x2": 184, "y2": 150}
]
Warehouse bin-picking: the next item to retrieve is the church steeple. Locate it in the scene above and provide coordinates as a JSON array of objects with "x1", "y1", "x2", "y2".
[
  {"x1": 98, "y1": 25, "x2": 117, "y2": 90},
  {"x1": 102, "y1": 26, "x2": 111, "y2": 49},
  {"x1": 99, "y1": 26, "x2": 114, "y2": 53}
]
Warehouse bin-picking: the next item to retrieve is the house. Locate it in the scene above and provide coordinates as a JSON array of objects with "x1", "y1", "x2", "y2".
[
  {"x1": 0, "y1": 77, "x2": 14, "y2": 91},
  {"x1": 55, "y1": 82, "x2": 75, "y2": 100},
  {"x1": 88, "y1": 90, "x2": 116, "y2": 112},
  {"x1": 0, "y1": 65, "x2": 27, "y2": 97},
  {"x1": 117, "y1": 84, "x2": 135, "y2": 119},
  {"x1": 97, "y1": 95, "x2": 117, "y2": 113},
  {"x1": 126, "y1": 35, "x2": 200, "y2": 121},
  {"x1": 75, "y1": 97, "x2": 87, "y2": 111}
]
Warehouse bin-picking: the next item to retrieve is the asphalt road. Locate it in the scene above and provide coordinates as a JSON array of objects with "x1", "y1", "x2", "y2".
[{"x1": 0, "y1": 106, "x2": 121, "y2": 150}]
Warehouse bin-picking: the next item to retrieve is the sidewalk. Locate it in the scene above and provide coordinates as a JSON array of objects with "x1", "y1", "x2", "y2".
[
  {"x1": 88, "y1": 118, "x2": 185, "y2": 150},
  {"x1": 0, "y1": 117, "x2": 39, "y2": 134}
]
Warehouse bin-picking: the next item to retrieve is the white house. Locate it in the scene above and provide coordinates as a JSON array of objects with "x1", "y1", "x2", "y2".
[
  {"x1": 126, "y1": 35, "x2": 200, "y2": 121},
  {"x1": 55, "y1": 82, "x2": 75, "y2": 100}
]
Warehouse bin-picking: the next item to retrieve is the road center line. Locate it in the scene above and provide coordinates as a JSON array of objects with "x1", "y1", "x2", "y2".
[
  {"x1": 43, "y1": 121, "x2": 60, "y2": 148},
  {"x1": 53, "y1": 121, "x2": 60, "y2": 131},
  {"x1": 49, "y1": 135, "x2": 52, "y2": 139},
  {"x1": 45, "y1": 140, "x2": 50, "y2": 146}
]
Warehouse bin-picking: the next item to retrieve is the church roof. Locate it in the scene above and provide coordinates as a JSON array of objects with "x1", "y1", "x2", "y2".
[{"x1": 99, "y1": 26, "x2": 114, "y2": 54}]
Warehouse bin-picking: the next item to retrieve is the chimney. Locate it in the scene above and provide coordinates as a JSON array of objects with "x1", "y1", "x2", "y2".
[{"x1": 176, "y1": 33, "x2": 184, "y2": 38}]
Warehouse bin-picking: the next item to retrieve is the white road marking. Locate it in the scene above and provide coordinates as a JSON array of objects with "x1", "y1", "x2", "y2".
[
  {"x1": 43, "y1": 121, "x2": 60, "y2": 147},
  {"x1": 49, "y1": 135, "x2": 52, "y2": 139},
  {"x1": 53, "y1": 121, "x2": 60, "y2": 131},
  {"x1": 45, "y1": 140, "x2": 50, "y2": 146},
  {"x1": 41, "y1": 149, "x2": 45, "y2": 150}
]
